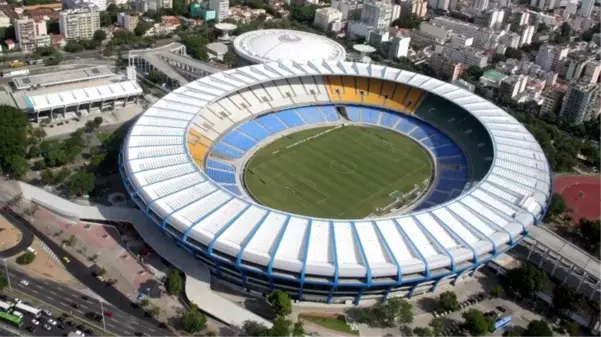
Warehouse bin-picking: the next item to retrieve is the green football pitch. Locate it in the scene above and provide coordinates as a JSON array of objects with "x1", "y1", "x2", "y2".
[{"x1": 243, "y1": 125, "x2": 433, "y2": 219}]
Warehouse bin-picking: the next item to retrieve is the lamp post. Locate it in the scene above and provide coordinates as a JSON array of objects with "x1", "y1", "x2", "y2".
[
  {"x1": 3, "y1": 259, "x2": 11, "y2": 291},
  {"x1": 99, "y1": 298, "x2": 106, "y2": 334}
]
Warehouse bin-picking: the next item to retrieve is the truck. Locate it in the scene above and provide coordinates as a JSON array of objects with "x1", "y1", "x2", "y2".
[
  {"x1": 1, "y1": 68, "x2": 30, "y2": 77},
  {"x1": 8, "y1": 61, "x2": 24, "y2": 68}
]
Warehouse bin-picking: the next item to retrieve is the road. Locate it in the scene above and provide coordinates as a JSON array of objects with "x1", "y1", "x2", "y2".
[
  {"x1": 0, "y1": 207, "x2": 171, "y2": 336},
  {"x1": 2, "y1": 266, "x2": 163, "y2": 337}
]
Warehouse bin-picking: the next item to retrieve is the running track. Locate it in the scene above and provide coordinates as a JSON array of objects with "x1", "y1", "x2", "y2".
[{"x1": 552, "y1": 175, "x2": 601, "y2": 223}]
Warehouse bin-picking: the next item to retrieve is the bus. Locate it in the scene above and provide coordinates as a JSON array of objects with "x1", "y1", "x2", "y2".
[
  {"x1": 14, "y1": 302, "x2": 40, "y2": 317},
  {"x1": 0, "y1": 300, "x2": 12, "y2": 312},
  {"x1": 0, "y1": 311, "x2": 24, "y2": 327}
]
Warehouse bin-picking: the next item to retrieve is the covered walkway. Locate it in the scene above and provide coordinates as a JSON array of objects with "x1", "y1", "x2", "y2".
[{"x1": 17, "y1": 182, "x2": 272, "y2": 328}]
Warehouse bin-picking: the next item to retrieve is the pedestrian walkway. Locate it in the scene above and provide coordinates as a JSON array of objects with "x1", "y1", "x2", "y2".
[
  {"x1": 18, "y1": 181, "x2": 272, "y2": 328},
  {"x1": 38, "y1": 240, "x2": 61, "y2": 264}
]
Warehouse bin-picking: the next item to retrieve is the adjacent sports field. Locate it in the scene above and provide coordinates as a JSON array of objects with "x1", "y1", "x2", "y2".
[{"x1": 244, "y1": 125, "x2": 432, "y2": 219}]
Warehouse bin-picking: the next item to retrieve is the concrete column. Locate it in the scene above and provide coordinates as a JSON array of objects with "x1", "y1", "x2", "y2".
[
  {"x1": 576, "y1": 272, "x2": 587, "y2": 292},
  {"x1": 50, "y1": 109, "x2": 54, "y2": 120},
  {"x1": 526, "y1": 241, "x2": 536, "y2": 260},
  {"x1": 550, "y1": 253, "x2": 562, "y2": 276},
  {"x1": 563, "y1": 264, "x2": 574, "y2": 283},
  {"x1": 538, "y1": 249, "x2": 546, "y2": 267}
]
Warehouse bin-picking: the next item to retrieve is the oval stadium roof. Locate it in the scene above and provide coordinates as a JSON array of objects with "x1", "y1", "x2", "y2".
[
  {"x1": 121, "y1": 60, "x2": 551, "y2": 280},
  {"x1": 233, "y1": 29, "x2": 347, "y2": 64}
]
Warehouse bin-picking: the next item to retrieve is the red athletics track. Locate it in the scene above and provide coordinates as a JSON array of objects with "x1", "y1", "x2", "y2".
[{"x1": 552, "y1": 175, "x2": 601, "y2": 223}]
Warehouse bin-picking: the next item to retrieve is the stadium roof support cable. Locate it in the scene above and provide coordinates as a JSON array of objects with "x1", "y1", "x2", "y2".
[
  {"x1": 429, "y1": 212, "x2": 478, "y2": 265},
  {"x1": 207, "y1": 204, "x2": 252, "y2": 255},
  {"x1": 393, "y1": 218, "x2": 429, "y2": 279},
  {"x1": 267, "y1": 215, "x2": 292, "y2": 277},
  {"x1": 413, "y1": 216, "x2": 456, "y2": 272},
  {"x1": 351, "y1": 221, "x2": 372, "y2": 286},
  {"x1": 372, "y1": 221, "x2": 402, "y2": 283},
  {"x1": 298, "y1": 219, "x2": 313, "y2": 300}
]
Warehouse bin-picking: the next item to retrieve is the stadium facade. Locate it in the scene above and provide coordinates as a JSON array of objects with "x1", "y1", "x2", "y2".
[{"x1": 119, "y1": 60, "x2": 552, "y2": 304}]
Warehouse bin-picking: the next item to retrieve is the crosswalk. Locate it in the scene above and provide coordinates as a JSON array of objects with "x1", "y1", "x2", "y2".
[{"x1": 38, "y1": 241, "x2": 61, "y2": 264}]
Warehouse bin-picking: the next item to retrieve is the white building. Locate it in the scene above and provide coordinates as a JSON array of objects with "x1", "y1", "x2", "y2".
[
  {"x1": 409, "y1": 21, "x2": 451, "y2": 47},
  {"x1": 435, "y1": 44, "x2": 488, "y2": 68},
  {"x1": 0, "y1": 11, "x2": 11, "y2": 28},
  {"x1": 519, "y1": 25, "x2": 535, "y2": 46},
  {"x1": 559, "y1": 82, "x2": 600, "y2": 123},
  {"x1": 209, "y1": 0, "x2": 229, "y2": 22},
  {"x1": 391, "y1": 4, "x2": 401, "y2": 23},
  {"x1": 471, "y1": 0, "x2": 489, "y2": 11},
  {"x1": 59, "y1": 7, "x2": 100, "y2": 40},
  {"x1": 390, "y1": 35, "x2": 410, "y2": 58},
  {"x1": 332, "y1": 0, "x2": 363, "y2": 21},
  {"x1": 14, "y1": 18, "x2": 49, "y2": 53},
  {"x1": 399, "y1": 0, "x2": 427, "y2": 18},
  {"x1": 430, "y1": 16, "x2": 490, "y2": 48},
  {"x1": 501, "y1": 32, "x2": 520, "y2": 48},
  {"x1": 360, "y1": 1, "x2": 393, "y2": 30},
  {"x1": 488, "y1": 9, "x2": 504, "y2": 29},
  {"x1": 314, "y1": 7, "x2": 343, "y2": 32},
  {"x1": 62, "y1": 0, "x2": 107, "y2": 11},
  {"x1": 578, "y1": 0, "x2": 594, "y2": 18},
  {"x1": 451, "y1": 34, "x2": 473, "y2": 47}
]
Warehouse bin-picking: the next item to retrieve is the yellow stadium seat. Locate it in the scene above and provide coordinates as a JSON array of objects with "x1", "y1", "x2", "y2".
[
  {"x1": 403, "y1": 87, "x2": 424, "y2": 114},
  {"x1": 325, "y1": 76, "x2": 344, "y2": 100},
  {"x1": 384, "y1": 84, "x2": 409, "y2": 112},
  {"x1": 189, "y1": 143, "x2": 209, "y2": 167},
  {"x1": 361, "y1": 79, "x2": 383, "y2": 105},
  {"x1": 340, "y1": 76, "x2": 361, "y2": 102}
]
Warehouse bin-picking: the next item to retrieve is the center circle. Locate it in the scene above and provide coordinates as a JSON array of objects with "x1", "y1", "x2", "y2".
[{"x1": 243, "y1": 125, "x2": 433, "y2": 219}]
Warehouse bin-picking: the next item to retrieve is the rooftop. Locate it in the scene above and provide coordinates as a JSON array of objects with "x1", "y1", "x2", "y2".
[
  {"x1": 482, "y1": 69, "x2": 508, "y2": 81},
  {"x1": 233, "y1": 29, "x2": 347, "y2": 64},
  {"x1": 12, "y1": 66, "x2": 114, "y2": 90}
]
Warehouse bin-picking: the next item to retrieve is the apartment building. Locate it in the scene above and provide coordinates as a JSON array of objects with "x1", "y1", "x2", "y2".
[
  {"x1": 314, "y1": 7, "x2": 342, "y2": 32},
  {"x1": 435, "y1": 44, "x2": 488, "y2": 68},
  {"x1": 430, "y1": 17, "x2": 491, "y2": 48},
  {"x1": 540, "y1": 87, "x2": 566, "y2": 116},
  {"x1": 578, "y1": 0, "x2": 594, "y2": 17},
  {"x1": 360, "y1": 1, "x2": 393, "y2": 30},
  {"x1": 428, "y1": 53, "x2": 465, "y2": 81},
  {"x1": 331, "y1": 0, "x2": 363, "y2": 21},
  {"x1": 559, "y1": 82, "x2": 600, "y2": 123},
  {"x1": 428, "y1": 0, "x2": 450, "y2": 10},
  {"x1": 535, "y1": 45, "x2": 569, "y2": 71},
  {"x1": 208, "y1": 0, "x2": 229, "y2": 22},
  {"x1": 14, "y1": 18, "x2": 49, "y2": 53},
  {"x1": 59, "y1": 7, "x2": 100, "y2": 40},
  {"x1": 399, "y1": 0, "x2": 427, "y2": 19}
]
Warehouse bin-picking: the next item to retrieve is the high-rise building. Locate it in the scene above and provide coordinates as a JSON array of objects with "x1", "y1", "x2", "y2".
[
  {"x1": 332, "y1": 0, "x2": 363, "y2": 21},
  {"x1": 390, "y1": 35, "x2": 410, "y2": 58},
  {"x1": 428, "y1": 0, "x2": 449, "y2": 10},
  {"x1": 559, "y1": 82, "x2": 600, "y2": 123},
  {"x1": 361, "y1": 1, "x2": 393, "y2": 30},
  {"x1": 519, "y1": 25, "x2": 535, "y2": 46},
  {"x1": 540, "y1": 87, "x2": 566, "y2": 116},
  {"x1": 534, "y1": 45, "x2": 569, "y2": 71},
  {"x1": 208, "y1": 0, "x2": 229, "y2": 22},
  {"x1": 59, "y1": 8, "x2": 100, "y2": 40},
  {"x1": 391, "y1": 4, "x2": 401, "y2": 23},
  {"x1": 471, "y1": 0, "x2": 489, "y2": 11},
  {"x1": 14, "y1": 18, "x2": 49, "y2": 53},
  {"x1": 62, "y1": 0, "x2": 107, "y2": 11},
  {"x1": 578, "y1": 0, "x2": 594, "y2": 17},
  {"x1": 314, "y1": 7, "x2": 343, "y2": 31},
  {"x1": 123, "y1": 13, "x2": 139, "y2": 32},
  {"x1": 399, "y1": 0, "x2": 427, "y2": 18}
]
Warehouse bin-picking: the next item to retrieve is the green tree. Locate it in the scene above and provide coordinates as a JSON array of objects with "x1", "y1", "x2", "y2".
[
  {"x1": 134, "y1": 21, "x2": 152, "y2": 36},
  {"x1": 553, "y1": 284, "x2": 581, "y2": 316},
  {"x1": 32, "y1": 159, "x2": 46, "y2": 171},
  {"x1": 523, "y1": 320, "x2": 553, "y2": 336},
  {"x1": 146, "y1": 70, "x2": 166, "y2": 84},
  {"x1": 64, "y1": 40, "x2": 84, "y2": 53},
  {"x1": 502, "y1": 330, "x2": 521, "y2": 336},
  {"x1": 505, "y1": 263, "x2": 548, "y2": 299},
  {"x1": 242, "y1": 320, "x2": 269, "y2": 336},
  {"x1": 490, "y1": 285, "x2": 503, "y2": 298},
  {"x1": 140, "y1": 298, "x2": 150, "y2": 307},
  {"x1": 93, "y1": 116, "x2": 104, "y2": 127},
  {"x1": 53, "y1": 167, "x2": 71, "y2": 185},
  {"x1": 578, "y1": 219, "x2": 600, "y2": 257},
  {"x1": 544, "y1": 193, "x2": 566, "y2": 221},
  {"x1": 93, "y1": 29, "x2": 107, "y2": 42},
  {"x1": 461, "y1": 309, "x2": 494, "y2": 336},
  {"x1": 564, "y1": 321, "x2": 580, "y2": 336},
  {"x1": 351, "y1": 297, "x2": 413, "y2": 328},
  {"x1": 65, "y1": 172, "x2": 96, "y2": 197},
  {"x1": 40, "y1": 168, "x2": 54, "y2": 185},
  {"x1": 288, "y1": 4, "x2": 318, "y2": 23},
  {"x1": 0, "y1": 105, "x2": 29, "y2": 170},
  {"x1": 268, "y1": 316, "x2": 292, "y2": 336},
  {"x1": 46, "y1": 20, "x2": 60, "y2": 34},
  {"x1": 180, "y1": 304, "x2": 207, "y2": 333},
  {"x1": 292, "y1": 320, "x2": 305, "y2": 336},
  {"x1": 148, "y1": 306, "x2": 160, "y2": 318},
  {"x1": 67, "y1": 234, "x2": 77, "y2": 246},
  {"x1": 429, "y1": 317, "x2": 445, "y2": 336},
  {"x1": 16, "y1": 251, "x2": 36, "y2": 265},
  {"x1": 413, "y1": 327, "x2": 434, "y2": 336},
  {"x1": 505, "y1": 47, "x2": 522, "y2": 59},
  {"x1": 268, "y1": 290, "x2": 292, "y2": 316},
  {"x1": 437, "y1": 291, "x2": 460, "y2": 312},
  {"x1": 181, "y1": 35, "x2": 209, "y2": 61},
  {"x1": 0, "y1": 275, "x2": 8, "y2": 290},
  {"x1": 28, "y1": 145, "x2": 41, "y2": 158},
  {"x1": 390, "y1": 14, "x2": 422, "y2": 29},
  {"x1": 6, "y1": 154, "x2": 28, "y2": 179},
  {"x1": 165, "y1": 270, "x2": 182, "y2": 295}
]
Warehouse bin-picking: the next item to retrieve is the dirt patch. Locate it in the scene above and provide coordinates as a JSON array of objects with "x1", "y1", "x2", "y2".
[
  {"x1": 0, "y1": 215, "x2": 23, "y2": 252},
  {"x1": 11, "y1": 238, "x2": 79, "y2": 285}
]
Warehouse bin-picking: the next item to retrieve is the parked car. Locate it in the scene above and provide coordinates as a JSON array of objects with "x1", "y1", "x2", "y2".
[
  {"x1": 496, "y1": 306, "x2": 506, "y2": 313},
  {"x1": 19, "y1": 280, "x2": 29, "y2": 286},
  {"x1": 26, "y1": 326, "x2": 36, "y2": 333},
  {"x1": 43, "y1": 309, "x2": 53, "y2": 316},
  {"x1": 43, "y1": 323, "x2": 52, "y2": 331},
  {"x1": 31, "y1": 319, "x2": 40, "y2": 326}
]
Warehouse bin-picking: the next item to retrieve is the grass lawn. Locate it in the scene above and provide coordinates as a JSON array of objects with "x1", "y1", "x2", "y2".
[
  {"x1": 301, "y1": 314, "x2": 360, "y2": 336},
  {"x1": 244, "y1": 125, "x2": 432, "y2": 219}
]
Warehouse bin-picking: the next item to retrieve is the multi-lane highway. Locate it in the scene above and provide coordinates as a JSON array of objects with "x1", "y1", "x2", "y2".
[
  {"x1": 0, "y1": 207, "x2": 171, "y2": 336},
  {"x1": 2, "y1": 265, "x2": 165, "y2": 336}
]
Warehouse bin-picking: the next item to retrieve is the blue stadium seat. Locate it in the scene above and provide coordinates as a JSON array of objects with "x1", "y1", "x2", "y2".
[
  {"x1": 395, "y1": 118, "x2": 422, "y2": 134},
  {"x1": 379, "y1": 111, "x2": 401, "y2": 128},
  {"x1": 409, "y1": 127, "x2": 428, "y2": 141},
  {"x1": 296, "y1": 107, "x2": 326, "y2": 124},
  {"x1": 346, "y1": 106, "x2": 361, "y2": 121},
  {"x1": 222, "y1": 130, "x2": 257, "y2": 151},
  {"x1": 256, "y1": 114, "x2": 288, "y2": 133},
  {"x1": 422, "y1": 190, "x2": 451, "y2": 206},
  {"x1": 431, "y1": 144, "x2": 462, "y2": 157},
  {"x1": 436, "y1": 178, "x2": 466, "y2": 192},
  {"x1": 206, "y1": 159, "x2": 235, "y2": 172},
  {"x1": 237, "y1": 121, "x2": 271, "y2": 141},
  {"x1": 437, "y1": 156, "x2": 466, "y2": 166},
  {"x1": 440, "y1": 168, "x2": 468, "y2": 180},
  {"x1": 208, "y1": 169, "x2": 236, "y2": 184},
  {"x1": 212, "y1": 143, "x2": 244, "y2": 159},
  {"x1": 276, "y1": 109, "x2": 305, "y2": 128},
  {"x1": 222, "y1": 184, "x2": 242, "y2": 196},
  {"x1": 362, "y1": 108, "x2": 380, "y2": 124},
  {"x1": 320, "y1": 106, "x2": 339, "y2": 121}
]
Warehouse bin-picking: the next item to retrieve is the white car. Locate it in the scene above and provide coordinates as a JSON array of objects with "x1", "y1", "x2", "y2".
[
  {"x1": 47, "y1": 318, "x2": 57, "y2": 326},
  {"x1": 19, "y1": 279, "x2": 29, "y2": 286},
  {"x1": 11, "y1": 311, "x2": 23, "y2": 318},
  {"x1": 31, "y1": 319, "x2": 40, "y2": 326},
  {"x1": 43, "y1": 309, "x2": 52, "y2": 316},
  {"x1": 43, "y1": 323, "x2": 52, "y2": 331}
]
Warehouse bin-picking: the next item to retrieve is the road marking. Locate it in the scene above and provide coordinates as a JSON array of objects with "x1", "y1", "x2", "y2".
[
  {"x1": 41, "y1": 280, "x2": 49, "y2": 285},
  {"x1": 130, "y1": 321, "x2": 139, "y2": 325},
  {"x1": 49, "y1": 291, "x2": 57, "y2": 295},
  {"x1": 147, "y1": 328, "x2": 156, "y2": 332},
  {"x1": 30, "y1": 289, "x2": 38, "y2": 294},
  {"x1": 107, "y1": 323, "x2": 116, "y2": 328}
]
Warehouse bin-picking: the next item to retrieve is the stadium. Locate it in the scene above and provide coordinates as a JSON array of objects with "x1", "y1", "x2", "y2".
[{"x1": 119, "y1": 60, "x2": 552, "y2": 304}]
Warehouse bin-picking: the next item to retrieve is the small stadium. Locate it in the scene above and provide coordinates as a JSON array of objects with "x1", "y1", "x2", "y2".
[{"x1": 120, "y1": 59, "x2": 552, "y2": 303}]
